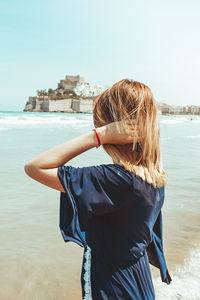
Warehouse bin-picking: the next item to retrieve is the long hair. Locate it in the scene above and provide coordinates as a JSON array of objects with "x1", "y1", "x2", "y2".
[{"x1": 93, "y1": 79, "x2": 167, "y2": 188}]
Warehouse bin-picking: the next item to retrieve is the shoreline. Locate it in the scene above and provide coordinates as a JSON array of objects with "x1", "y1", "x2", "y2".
[
  {"x1": 1, "y1": 240, "x2": 199, "y2": 300},
  {"x1": 23, "y1": 109, "x2": 200, "y2": 116},
  {"x1": 1, "y1": 110, "x2": 200, "y2": 117}
]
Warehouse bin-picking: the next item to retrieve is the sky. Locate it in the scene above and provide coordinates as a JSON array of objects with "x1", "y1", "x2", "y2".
[{"x1": 0, "y1": 0, "x2": 200, "y2": 111}]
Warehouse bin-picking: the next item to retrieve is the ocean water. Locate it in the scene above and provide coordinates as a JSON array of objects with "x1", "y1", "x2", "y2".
[{"x1": 0, "y1": 111, "x2": 199, "y2": 300}]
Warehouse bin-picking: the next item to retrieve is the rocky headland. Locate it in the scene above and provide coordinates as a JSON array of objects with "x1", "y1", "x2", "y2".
[{"x1": 23, "y1": 75, "x2": 106, "y2": 113}]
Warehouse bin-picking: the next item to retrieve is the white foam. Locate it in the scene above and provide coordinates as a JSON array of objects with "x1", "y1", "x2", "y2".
[
  {"x1": 154, "y1": 247, "x2": 200, "y2": 300},
  {"x1": 0, "y1": 114, "x2": 93, "y2": 128},
  {"x1": 160, "y1": 119, "x2": 186, "y2": 125},
  {"x1": 160, "y1": 116, "x2": 200, "y2": 125}
]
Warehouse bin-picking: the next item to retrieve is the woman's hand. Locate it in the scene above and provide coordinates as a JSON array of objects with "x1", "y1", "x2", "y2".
[{"x1": 96, "y1": 120, "x2": 139, "y2": 145}]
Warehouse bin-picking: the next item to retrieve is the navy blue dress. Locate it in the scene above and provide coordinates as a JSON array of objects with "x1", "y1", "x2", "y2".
[{"x1": 57, "y1": 163, "x2": 172, "y2": 300}]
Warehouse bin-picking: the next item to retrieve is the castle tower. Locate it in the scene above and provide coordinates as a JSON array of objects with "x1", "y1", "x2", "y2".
[{"x1": 58, "y1": 75, "x2": 86, "y2": 90}]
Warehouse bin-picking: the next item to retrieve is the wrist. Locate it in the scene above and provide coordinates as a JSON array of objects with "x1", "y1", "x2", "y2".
[{"x1": 96, "y1": 126, "x2": 106, "y2": 145}]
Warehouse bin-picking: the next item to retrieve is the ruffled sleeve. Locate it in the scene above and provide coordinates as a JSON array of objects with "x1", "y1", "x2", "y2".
[{"x1": 57, "y1": 164, "x2": 131, "y2": 247}]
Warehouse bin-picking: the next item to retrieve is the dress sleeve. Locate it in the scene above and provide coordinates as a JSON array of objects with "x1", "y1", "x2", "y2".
[
  {"x1": 57, "y1": 164, "x2": 131, "y2": 247},
  {"x1": 146, "y1": 211, "x2": 172, "y2": 284}
]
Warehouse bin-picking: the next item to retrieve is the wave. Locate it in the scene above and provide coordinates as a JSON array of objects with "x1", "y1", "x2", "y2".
[
  {"x1": 160, "y1": 116, "x2": 200, "y2": 125},
  {"x1": 0, "y1": 112, "x2": 200, "y2": 132},
  {"x1": 160, "y1": 119, "x2": 187, "y2": 125},
  {"x1": 154, "y1": 247, "x2": 200, "y2": 300},
  {"x1": 0, "y1": 113, "x2": 93, "y2": 129}
]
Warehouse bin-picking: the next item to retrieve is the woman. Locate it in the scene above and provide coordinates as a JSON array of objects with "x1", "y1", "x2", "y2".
[{"x1": 24, "y1": 79, "x2": 172, "y2": 300}]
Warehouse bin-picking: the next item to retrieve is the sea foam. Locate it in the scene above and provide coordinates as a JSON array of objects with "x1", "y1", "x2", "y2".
[
  {"x1": 160, "y1": 119, "x2": 187, "y2": 125},
  {"x1": 0, "y1": 113, "x2": 93, "y2": 129},
  {"x1": 154, "y1": 247, "x2": 200, "y2": 300}
]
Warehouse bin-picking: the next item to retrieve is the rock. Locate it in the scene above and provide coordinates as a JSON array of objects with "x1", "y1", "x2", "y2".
[
  {"x1": 24, "y1": 75, "x2": 106, "y2": 113},
  {"x1": 23, "y1": 103, "x2": 33, "y2": 111}
]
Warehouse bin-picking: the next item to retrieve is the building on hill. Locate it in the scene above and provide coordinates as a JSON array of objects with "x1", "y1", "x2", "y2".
[{"x1": 58, "y1": 75, "x2": 86, "y2": 90}]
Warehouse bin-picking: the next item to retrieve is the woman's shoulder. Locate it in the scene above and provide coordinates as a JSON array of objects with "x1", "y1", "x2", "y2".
[
  {"x1": 76, "y1": 163, "x2": 155, "y2": 186},
  {"x1": 63, "y1": 163, "x2": 164, "y2": 192},
  {"x1": 83, "y1": 163, "x2": 133, "y2": 177},
  {"x1": 82, "y1": 163, "x2": 132, "y2": 174},
  {"x1": 68, "y1": 163, "x2": 134, "y2": 187},
  {"x1": 95, "y1": 164, "x2": 165, "y2": 193}
]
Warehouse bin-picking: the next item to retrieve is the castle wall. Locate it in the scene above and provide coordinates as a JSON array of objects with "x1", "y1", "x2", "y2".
[
  {"x1": 71, "y1": 99, "x2": 80, "y2": 112},
  {"x1": 29, "y1": 96, "x2": 37, "y2": 103},
  {"x1": 33, "y1": 99, "x2": 45, "y2": 112},
  {"x1": 79, "y1": 99, "x2": 93, "y2": 113},
  {"x1": 42, "y1": 99, "x2": 73, "y2": 112},
  {"x1": 28, "y1": 97, "x2": 36, "y2": 109},
  {"x1": 72, "y1": 99, "x2": 93, "y2": 113},
  {"x1": 42, "y1": 101, "x2": 50, "y2": 112}
]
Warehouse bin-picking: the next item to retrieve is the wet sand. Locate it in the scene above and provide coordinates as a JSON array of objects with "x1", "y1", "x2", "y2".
[
  {"x1": 0, "y1": 244, "x2": 83, "y2": 300},
  {"x1": 1, "y1": 229, "x2": 199, "y2": 300}
]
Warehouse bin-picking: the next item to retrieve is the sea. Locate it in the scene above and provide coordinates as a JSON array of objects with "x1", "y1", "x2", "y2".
[{"x1": 0, "y1": 111, "x2": 199, "y2": 300}]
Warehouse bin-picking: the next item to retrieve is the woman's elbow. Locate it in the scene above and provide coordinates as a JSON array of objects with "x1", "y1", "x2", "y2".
[{"x1": 24, "y1": 163, "x2": 36, "y2": 177}]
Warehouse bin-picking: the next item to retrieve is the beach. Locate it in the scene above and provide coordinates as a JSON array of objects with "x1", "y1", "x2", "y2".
[{"x1": 0, "y1": 111, "x2": 200, "y2": 299}]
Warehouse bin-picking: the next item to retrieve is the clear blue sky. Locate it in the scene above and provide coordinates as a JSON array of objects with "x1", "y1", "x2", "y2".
[{"x1": 0, "y1": 0, "x2": 200, "y2": 110}]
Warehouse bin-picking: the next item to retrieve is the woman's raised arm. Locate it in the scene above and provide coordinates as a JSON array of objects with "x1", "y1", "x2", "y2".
[{"x1": 24, "y1": 121, "x2": 137, "y2": 192}]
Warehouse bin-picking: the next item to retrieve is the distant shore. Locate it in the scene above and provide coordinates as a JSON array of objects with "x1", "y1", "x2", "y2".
[
  {"x1": 23, "y1": 110, "x2": 200, "y2": 117},
  {"x1": 161, "y1": 113, "x2": 200, "y2": 117}
]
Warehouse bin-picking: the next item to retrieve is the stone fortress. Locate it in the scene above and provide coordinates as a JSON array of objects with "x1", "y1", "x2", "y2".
[
  {"x1": 24, "y1": 75, "x2": 200, "y2": 115},
  {"x1": 24, "y1": 75, "x2": 105, "y2": 113}
]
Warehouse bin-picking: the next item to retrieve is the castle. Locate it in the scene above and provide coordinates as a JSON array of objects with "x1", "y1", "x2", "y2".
[{"x1": 24, "y1": 75, "x2": 104, "y2": 113}]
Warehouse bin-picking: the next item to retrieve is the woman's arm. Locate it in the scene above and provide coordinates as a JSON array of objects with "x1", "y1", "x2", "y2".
[
  {"x1": 24, "y1": 131, "x2": 100, "y2": 192},
  {"x1": 24, "y1": 121, "x2": 137, "y2": 192}
]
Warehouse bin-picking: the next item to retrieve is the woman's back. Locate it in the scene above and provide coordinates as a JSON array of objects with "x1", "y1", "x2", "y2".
[
  {"x1": 58, "y1": 163, "x2": 170, "y2": 299},
  {"x1": 84, "y1": 164, "x2": 163, "y2": 260}
]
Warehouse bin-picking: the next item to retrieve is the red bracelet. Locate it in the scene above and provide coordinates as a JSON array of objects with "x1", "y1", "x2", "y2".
[{"x1": 92, "y1": 129, "x2": 101, "y2": 148}]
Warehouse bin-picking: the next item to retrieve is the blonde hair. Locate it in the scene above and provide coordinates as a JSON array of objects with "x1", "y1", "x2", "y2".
[{"x1": 93, "y1": 79, "x2": 167, "y2": 188}]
